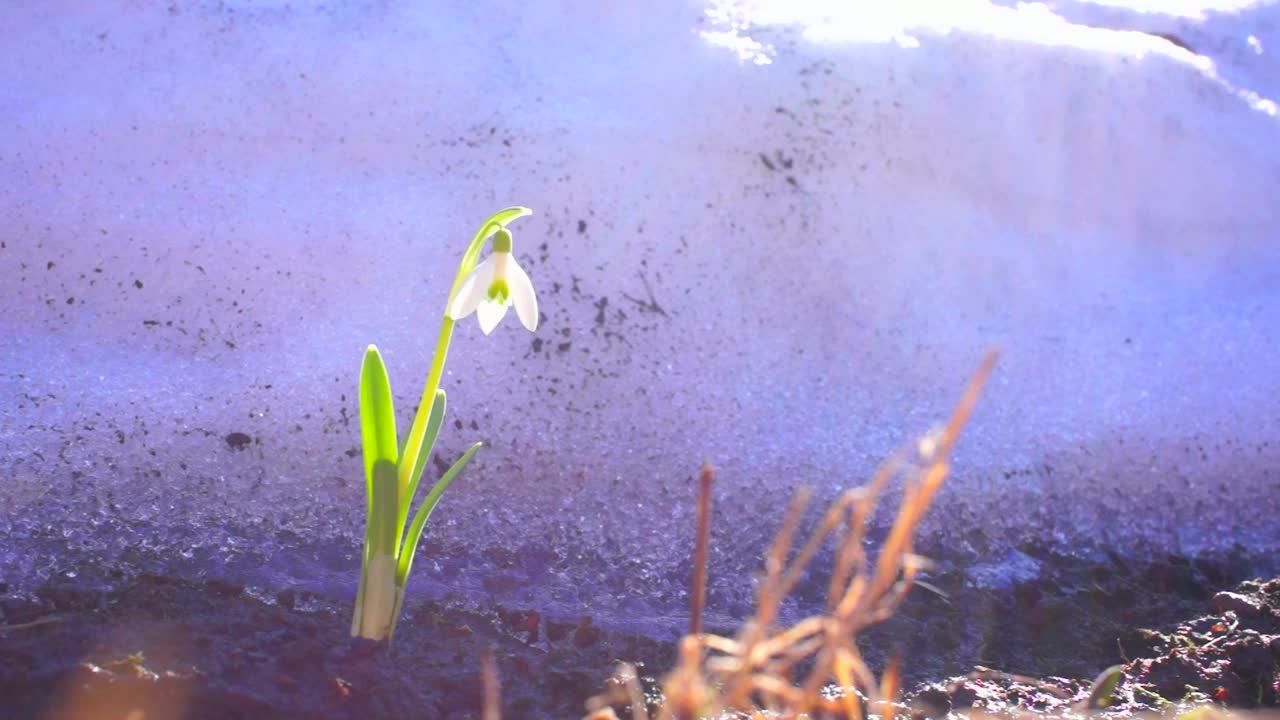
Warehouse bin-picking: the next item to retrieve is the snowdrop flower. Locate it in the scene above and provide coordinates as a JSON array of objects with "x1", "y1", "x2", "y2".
[
  {"x1": 352, "y1": 207, "x2": 533, "y2": 643},
  {"x1": 447, "y1": 228, "x2": 539, "y2": 334}
]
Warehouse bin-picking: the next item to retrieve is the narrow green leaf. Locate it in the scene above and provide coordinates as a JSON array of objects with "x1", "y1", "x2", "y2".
[
  {"x1": 399, "y1": 389, "x2": 446, "y2": 541},
  {"x1": 1084, "y1": 665, "x2": 1125, "y2": 709},
  {"x1": 352, "y1": 506, "x2": 375, "y2": 637},
  {"x1": 388, "y1": 442, "x2": 481, "y2": 642},
  {"x1": 359, "y1": 345, "x2": 399, "y2": 485},
  {"x1": 354, "y1": 345, "x2": 397, "y2": 636},
  {"x1": 387, "y1": 584, "x2": 409, "y2": 649},
  {"x1": 369, "y1": 459, "x2": 400, "y2": 556},
  {"x1": 353, "y1": 458, "x2": 399, "y2": 638},
  {"x1": 396, "y1": 442, "x2": 482, "y2": 587}
]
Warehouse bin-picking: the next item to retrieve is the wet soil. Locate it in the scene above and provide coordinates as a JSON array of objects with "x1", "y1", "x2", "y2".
[
  {"x1": 0, "y1": 572, "x2": 672, "y2": 719},
  {"x1": 910, "y1": 575, "x2": 1280, "y2": 718},
  {"x1": 1, "y1": 554, "x2": 1276, "y2": 719}
]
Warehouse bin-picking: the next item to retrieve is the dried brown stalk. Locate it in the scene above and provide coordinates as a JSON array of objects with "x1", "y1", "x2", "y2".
[
  {"x1": 690, "y1": 461, "x2": 715, "y2": 637},
  {"x1": 584, "y1": 350, "x2": 998, "y2": 720},
  {"x1": 481, "y1": 647, "x2": 502, "y2": 720}
]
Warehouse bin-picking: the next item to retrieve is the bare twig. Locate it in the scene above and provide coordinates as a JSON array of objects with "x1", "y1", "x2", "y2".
[
  {"x1": 481, "y1": 647, "x2": 501, "y2": 720},
  {"x1": 690, "y1": 461, "x2": 715, "y2": 637}
]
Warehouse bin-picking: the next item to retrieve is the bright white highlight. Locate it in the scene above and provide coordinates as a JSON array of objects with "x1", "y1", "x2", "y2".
[{"x1": 700, "y1": 0, "x2": 1275, "y2": 116}]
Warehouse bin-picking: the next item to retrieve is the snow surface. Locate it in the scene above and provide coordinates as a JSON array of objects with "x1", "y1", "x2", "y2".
[{"x1": 1, "y1": 0, "x2": 1278, "y2": 632}]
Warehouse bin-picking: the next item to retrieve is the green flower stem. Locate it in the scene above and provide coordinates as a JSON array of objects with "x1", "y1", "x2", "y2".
[
  {"x1": 399, "y1": 318, "x2": 454, "y2": 491},
  {"x1": 396, "y1": 207, "x2": 532, "y2": 491}
]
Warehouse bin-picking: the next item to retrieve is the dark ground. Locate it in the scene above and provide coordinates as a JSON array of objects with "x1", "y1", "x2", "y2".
[
  {"x1": 2, "y1": 546, "x2": 1277, "y2": 719},
  {"x1": 915, "y1": 573, "x2": 1280, "y2": 718}
]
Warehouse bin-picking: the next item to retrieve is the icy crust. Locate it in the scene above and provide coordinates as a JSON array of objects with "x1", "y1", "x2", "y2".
[{"x1": 2, "y1": 1, "x2": 1279, "y2": 633}]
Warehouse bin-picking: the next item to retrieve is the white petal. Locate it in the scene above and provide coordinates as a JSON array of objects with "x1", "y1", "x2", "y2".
[
  {"x1": 506, "y1": 257, "x2": 539, "y2": 332},
  {"x1": 447, "y1": 256, "x2": 496, "y2": 320},
  {"x1": 476, "y1": 300, "x2": 509, "y2": 335}
]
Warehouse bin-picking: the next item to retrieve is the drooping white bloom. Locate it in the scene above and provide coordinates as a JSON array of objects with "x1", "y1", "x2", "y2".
[{"x1": 447, "y1": 228, "x2": 538, "y2": 334}]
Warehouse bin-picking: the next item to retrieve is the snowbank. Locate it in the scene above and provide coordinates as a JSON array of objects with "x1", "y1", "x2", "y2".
[{"x1": 1, "y1": 0, "x2": 1277, "y2": 629}]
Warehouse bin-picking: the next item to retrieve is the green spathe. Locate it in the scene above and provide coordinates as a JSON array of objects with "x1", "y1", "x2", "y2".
[{"x1": 351, "y1": 207, "x2": 535, "y2": 643}]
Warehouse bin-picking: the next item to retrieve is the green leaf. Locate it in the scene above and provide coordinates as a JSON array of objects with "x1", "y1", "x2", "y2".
[
  {"x1": 359, "y1": 345, "x2": 399, "y2": 487},
  {"x1": 353, "y1": 345, "x2": 399, "y2": 637},
  {"x1": 350, "y1": 558, "x2": 367, "y2": 636},
  {"x1": 369, "y1": 459, "x2": 400, "y2": 556},
  {"x1": 352, "y1": 458, "x2": 399, "y2": 638},
  {"x1": 399, "y1": 389, "x2": 446, "y2": 541},
  {"x1": 387, "y1": 442, "x2": 482, "y2": 640},
  {"x1": 484, "y1": 206, "x2": 533, "y2": 233},
  {"x1": 1084, "y1": 665, "x2": 1125, "y2": 709},
  {"x1": 397, "y1": 441, "x2": 481, "y2": 585}
]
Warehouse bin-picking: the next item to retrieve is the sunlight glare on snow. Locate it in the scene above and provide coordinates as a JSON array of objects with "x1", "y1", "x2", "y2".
[
  {"x1": 1079, "y1": 0, "x2": 1266, "y2": 17},
  {"x1": 699, "y1": 0, "x2": 1276, "y2": 116},
  {"x1": 700, "y1": 0, "x2": 1264, "y2": 57}
]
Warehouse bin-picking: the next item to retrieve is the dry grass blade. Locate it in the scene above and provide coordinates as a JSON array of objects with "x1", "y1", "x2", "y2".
[
  {"x1": 964, "y1": 667, "x2": 1075, "y2": 700},
  {"x1": 701, "y1": 635, "x2": 741, "y2": 655},
  {"x1": 849, "y1": 348, "x2": 998, "y2": 620},
  {"x1": 761, "y1": 488, "x2": 812, "y2": 620},
  {"x1": 833, "y1": 648, "x2": 865, "y2": 720},
  {"x1": 879, "y1": 653, "x2": 902, "y2": 720},
  {"x1": 750, "y1": 616, "x2": 826, "y2": 664},
  {"x1": 937, "y1": 349, "x2": 998, "y2": 456},
  {"x1": 660, "y1": 637, "x2": 709, "y2": 720},
  {"x1": 777, "y1": 491, "x2": 859, "y2": 603},
  {"x1": 586, "y1": 663, "x2": 651, "y2": 720},
  {"x1": 719, "y1": 488, "x2": 813, "y2": 709},
  {"x1": 0, "y1": 614, "x2": 67, "y2": 633}
]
